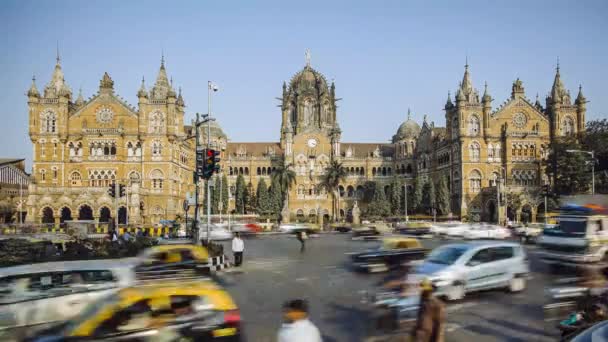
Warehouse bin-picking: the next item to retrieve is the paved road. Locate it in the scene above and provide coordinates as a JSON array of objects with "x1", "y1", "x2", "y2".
[{"x1": 215, "y1": 234, "x2": 560, "y2": 342}]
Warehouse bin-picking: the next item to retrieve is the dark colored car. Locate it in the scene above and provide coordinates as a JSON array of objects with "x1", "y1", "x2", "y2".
[
  {"x1": 352, "y1": 226, "x2": 381, "y2": 240},
  {"x1": 394, "y1": 222, "x2": 432, "y2": 236},
  {"x1": 351, "y1": 237, "x2": 427, "y2": 272}
]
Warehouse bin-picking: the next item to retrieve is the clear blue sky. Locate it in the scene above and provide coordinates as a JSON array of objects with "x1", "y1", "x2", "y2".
[{"x1": 1, "y1": 0, "x2": 607, "y2": 169}]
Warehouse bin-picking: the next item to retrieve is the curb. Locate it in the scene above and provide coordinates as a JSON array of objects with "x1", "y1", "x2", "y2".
[{"x1": 208, "y1": 255, "x2": 232, "y2": 272}]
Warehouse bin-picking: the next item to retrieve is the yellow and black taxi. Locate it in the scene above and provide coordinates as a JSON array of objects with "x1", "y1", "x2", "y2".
[
  {"x1": 134, "y1": 244, "x2": 210, "y2": 279},
  {"x1": 351, "y1": 237, "x2": 427, "y2": 272},
  {"x1": 28, "y1": 279, "x2": 242, "y2": 341}
]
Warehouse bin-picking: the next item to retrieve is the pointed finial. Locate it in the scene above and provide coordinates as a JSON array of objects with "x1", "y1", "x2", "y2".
[
  {"x1": 178, "y1": 86, "x2": 182, "y2": 95},
  {"x1": 56, "y1": 42, "x2": 60, "y2": 65},
  {"x1": 407, "y1": 108, "x2": 411, "y2": 120},
  {"x1": 142, "y1": 76, "x2": 145, "y2": 84},
  {"x1": 536, "y1": 93, "x2": 539, "y2": 101},
  {"x1": 170, "y1": 76, "x2": 173, "y2": 86},
  {"x1": 305, "y1": 49, "x2": 311, "y2": 67},
  {"x1": 32, "y1": 74, "x2": 36, "y2": 83},
  {"x1": 161, "y1": 50, "x2": 165, "y2": 68},
  {"x1": 484, "y1": 81, "x2": 488, "y2": 91},
  {"x1": 465, "y1": 56, "x2": 469, "y2": 70}
]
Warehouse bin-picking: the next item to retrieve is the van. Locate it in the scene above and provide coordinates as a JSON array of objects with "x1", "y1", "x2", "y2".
[{"x1": 409, "y1": 241, "x2": 529, "y2": 301}]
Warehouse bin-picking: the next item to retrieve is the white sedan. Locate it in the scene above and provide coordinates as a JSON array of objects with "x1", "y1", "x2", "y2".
[
  {"x1": 463, "y1": 225, "x2": 511, "y2": 240},
  {"x1": 443, "y1": 223, "x2": 472, "y2": 238},
  {"x1": 198, "y1": 225, "x2": 233, "y2": 241}
]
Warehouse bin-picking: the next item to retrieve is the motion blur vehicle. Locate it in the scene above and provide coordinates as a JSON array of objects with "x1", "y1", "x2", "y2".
[
  {"x1": 278, "y1": 223, "x2": 318, "y2": 234},
  {"x1": 231, "y1": 223, "x2": 263, "y2": 236},
  {"x1": 352, "y1": 226, "x2": 381, "y2": 240},
  {"x1": 409, "y1": 241, "x2": 529, "y2": 301},
  {"x1": 440, "y1": 222, "x2": 472, "y2": 238},
  {"x1": 199, "y1": 224, "x2": 233, "y2": 241},
  {"x1": 394, "y1": 221, "x2": 432, "y2": 236},
  {"x1": 0, "y1": 260, "x2": 135, "y2": 341},
  {"x1": 135, "y1": 244, "x2": 210, "y2": 279},
  {"x1": 350, "y1": 237, "x2": 427, "y2": 272},
  {"x1": 515, "y1": 223, "x2": 556, "y2": 244},
  {"x1": 537, "y1": 204, "x2": 608, "y2": 270},
  {"x1": 463, "y1": 224, "x2": 511, "y2": 240},
  {"x1": 29, "y1": 280, "x2": 242, "y2": 341}
]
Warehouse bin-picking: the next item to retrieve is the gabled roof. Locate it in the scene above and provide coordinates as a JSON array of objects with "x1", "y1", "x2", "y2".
[
  {"x1": 491, "y1": 96, "x2": 549, "y2": 122},
  {"x1": 70, "y1": 90, "x2": 139, "y2": 118},
  {"x1": 226, "y1": 142, "x2": 283, "y2": 157}
]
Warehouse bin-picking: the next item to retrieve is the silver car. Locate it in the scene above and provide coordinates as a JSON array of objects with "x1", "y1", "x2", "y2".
[{"x1": 409, "y1": 241, "x2": 529, "y2": 301}]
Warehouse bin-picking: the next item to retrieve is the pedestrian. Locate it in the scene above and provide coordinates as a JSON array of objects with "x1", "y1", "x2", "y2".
[
  {"x1": 411, "y1": 279, "x2": 445, "y2": 342},
  {"x1": 296, "y1": 231, "x2": 307, "y2": 252},
  {"x1": 232, "y1": 232, "x2": 244, "y2": 266},
  {"x1": 136, "y1": 228, "x2": 143, "y2": 238},
  {"x1": 122, "y1": 230, "x2": 132, "y2": 242},
  {"x1": 109, "y1": 229, "x2": 118, "y2": 242},
  {"x1": 277, "y1": 299, "x2": 322, "y2": 342}
]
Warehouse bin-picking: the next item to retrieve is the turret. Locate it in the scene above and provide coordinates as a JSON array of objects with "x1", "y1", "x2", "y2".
[
  {"x1": 575, "y1": 85, "x2": 587, "y2": 132},
  {"x1": 511, "y1": 78, "x2": 525, "y2": 99},
  {"x1": 444, "y1": 91, "x2": 453, "y2": 110},
  {"x1": 99, "y1": 72, "x2": 114, "y2": 95},
  {"x1": 137, "y1": 76, "x2": 148, "y2": 99},
  {"x1": 534, "y1": 93, "x2": 544, "y2": 112},
  {"x1": 27, "y1": 76, "x2": 40, "y2": 99},
  {"x1": 482, "y1": 82, "x2": 492, "y2": 131},
  {"x1": 177, "y1": 87, "x2": 185, "y2": 107},
  {"x1": 74, "y1": 87, "x2": 85, "y2": 107}
]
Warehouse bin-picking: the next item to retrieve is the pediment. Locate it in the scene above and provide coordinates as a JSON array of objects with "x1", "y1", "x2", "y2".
[
  {"x1": 491, "y1": 97, "x2": 548, "y2": 123},
  {"x1": 71, "y1": 92, "x2": 138, "y2": 119}
]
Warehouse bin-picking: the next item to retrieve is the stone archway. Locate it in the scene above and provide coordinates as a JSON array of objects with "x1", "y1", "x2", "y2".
[
  {"x1": 60, "y1": 207, "x2": 72, "y2": 223},
  {"x1": 487, "y1": 200, "x2": 497, "y2": 223},
  {"x1": 41, "y1": 207, "x2": 54, "y2": 224},
  {"x1": 507, "y1": 206, "x2": 516, "y2": 222},
  {"x1": 78, "y1": 205, "x2": 93, "y2": 220},
  {"x1": 99, "y1": 207, "x2": 111, "y2": 223},
  {"x1": 118, "y1": 207, "x2": 127, "y2": 225},
  {"x1": 521, "y1": 204, "x2": 533, "y2": 224}
]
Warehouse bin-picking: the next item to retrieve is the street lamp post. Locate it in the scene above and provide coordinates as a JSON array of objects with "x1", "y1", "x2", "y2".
[
  {"x1": 206, "y1": 81, "x2": 219, "y2": 244},
  {"x1": 403, "y1": 183, "x2": 409, "y2": 222},
  {"x1": 566, "y1": 149, "x2": 595, "y2": 195}
]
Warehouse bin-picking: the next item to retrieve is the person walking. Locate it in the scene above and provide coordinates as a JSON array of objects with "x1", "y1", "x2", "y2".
[
  {"x1": 277, "y1": 299, "x2": 322, "y2": 342},
  {"x1": 232, "y1": 232, "x2": 245, "y2": 266},
  {"x1": 411, "y1": 279, "x2": 446, "y2": 342},
  {"x1": 296, "y1": 231, "x2": 307, "y2": 253}
]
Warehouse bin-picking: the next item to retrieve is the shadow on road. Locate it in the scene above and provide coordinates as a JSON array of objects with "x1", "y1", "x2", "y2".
[{"x1": 324, "y1": 302, "x2": 371, "y2": 341}]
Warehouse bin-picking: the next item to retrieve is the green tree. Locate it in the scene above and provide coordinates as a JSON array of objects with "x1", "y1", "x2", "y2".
[
  {"x1": 546, "y1": 137, "x2": 592, "y2": 195},
  {"x1": 269, "y1": 177, "x2": 283, "y2": 218},
  {"x1": 389, "y1": 180, "x2": 401, "y2": 215},
  {"x1": 422, "y1": 181, "x2": 436, "y2": 215},
  {"x1": 583, "y1": 119, "x2": 608, "y2": 194},
  {"x1": 211, "y1": 176, "x2": 220, "y2": 214},
  {"x1": 244, "y1": 183, "x2": 253, "y2": 214},
  {"x1": 365, "y1": 183, "x2": 390, "y2": 218},
  {"x1": 318, "y1": 160, "x2": 347, "y2": 222},
  {"x1": 412, "y1": 176, "x2": 423, "y2": 213},
  {"x1": 221, "y1": 174, "x2": 229, "y2": 214},
  {"x1": 235, "y1": 174, "x2": 245, "y2": 214},
  {"x1": 435, "y1": 176, "x2": 450, "y2": 216},
  {"x1": 271, "y1": 161, "x2": 297, "y2": 202},
  {"x1": 256, "y1": 178, "x2": 270, "y2": 215}
]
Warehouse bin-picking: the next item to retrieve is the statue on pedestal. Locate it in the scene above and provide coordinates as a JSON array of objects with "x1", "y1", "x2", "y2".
[{"x1": 352, "y1": 201, "x2": 361, "y2": 225}]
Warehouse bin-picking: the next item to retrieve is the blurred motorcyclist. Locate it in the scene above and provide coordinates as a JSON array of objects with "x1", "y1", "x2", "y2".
[{"x1": 411, "y1": 279, "x2": 445, "y2": 342}]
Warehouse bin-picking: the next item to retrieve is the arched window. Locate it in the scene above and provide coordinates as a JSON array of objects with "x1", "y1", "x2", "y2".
[
  {"x1": 338, "y1": 185, "x2": 345, "y2": 197},
  {"x1": 257, "y1": 167, "x2": 261, "y2": 176},
  {"x1": 244, "y1": 167, "x2": 249, "y2": 176},
  {"x1": 135, "y1": 142, "x2": 142, "y2": 156},
  {"x1": 70, "y1": 171, "x2": 81, "y2": 186},
  {"x1": 406, "y1": 164, "x2": 412, "y2": 174},
  {"x1": 297, "y1": 185, "x2": 305, "y2": 197},
  {"x1": 360, "y1": 167, "x2": 365, "y2": 175},
  {"x1": 487, "y1": 143, "x2": 494, "y2": 160},
  {"x1": 347, "y1": 186, "x2": 354, "y2": 198},
  {"x1": 469, "y1": 170, "x2": 482, "y2": 192},
  {"x1": 152, "y1": 141, "x2": 162, "y2": 156},
  {"x1": 372, "y1": 167, "x2": 377, "y2": 176},
  {"x1": 150, "y1": 169, "x2": 164, "y2": 190},
  {"x1": 149, "y1": 111, "x2": 165, "y2": 134},
  {"x1": 41, "y1": 110, "x2": 57, "y2": 133},
  {"x1": 40, "y1": 169, "x2": 46, "y2": 182},
  {"x1": 468, "y1": 114, "x2": 480, "y2": 136},
  {"x1": 127, "y1": 142, "x2": 134, "y2": 157},
  {"x1": 110, "y1": 144, "x2": 116, "y2": 155},
  {"x1": 562, "y1": 116, "x2": 575, "y2": 136},
  {"x1": 469, "y1": 142, "x2": 481, "y2": 162}
]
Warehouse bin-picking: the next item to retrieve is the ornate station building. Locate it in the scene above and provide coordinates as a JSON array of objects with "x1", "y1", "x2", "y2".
[{"x1": 26, "y1": 53, "x2": 586, "y2": 225}]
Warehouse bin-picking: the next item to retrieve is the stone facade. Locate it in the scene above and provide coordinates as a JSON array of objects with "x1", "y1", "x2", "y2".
[
  {"x1": 26, "y1": 56, "x2": 195, "y2": 225},
  {"x1": 25, "y1": 55, "x2": 586, "y2": 225},
  {"x1": 0, "y1": 159, "x2": 30, "y2": 223}
]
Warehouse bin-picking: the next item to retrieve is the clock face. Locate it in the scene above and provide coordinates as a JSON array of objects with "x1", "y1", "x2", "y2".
[
  {"x1": 512, "y1": 113, "x2": 527, "y2": 128},
  {"x1": 96, "y1": 107, "x2": 114, "y2": 124},
  {"x1": 307, "y1": 138, "x2": 317, "y2": 148}
]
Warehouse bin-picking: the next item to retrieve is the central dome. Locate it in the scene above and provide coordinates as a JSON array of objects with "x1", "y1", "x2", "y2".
[
  {"x1": 393, "y1": 111, "x2": 421, "y2": 142},
  {"x1": 288, "y1": 66, "x2": 328, "y2": 94}
]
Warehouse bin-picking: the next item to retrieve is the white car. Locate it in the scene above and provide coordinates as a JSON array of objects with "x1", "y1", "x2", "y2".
[
  {"x1": 443, "y1": 223, "x2": 472, "y2": 238},
  {"x1": 463, "y1": 225, "x2": 511, "y2": 240},
  {"x1": 0, "y1": 260, "x2": 135, "y2": 340},
  {"x1": 278, "y1": 223, "x2": 313, "y2": 233},
  {"x1": 430, "y1": 221, "x2": 465, "y2": 235},
  {"x1": 198, "y1": 224, "x2": 233, "y2": 241}
]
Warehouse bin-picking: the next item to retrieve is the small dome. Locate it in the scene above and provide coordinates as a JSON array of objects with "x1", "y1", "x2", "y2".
[
  {"x1": 288, "y1": 66, "x2": 328, "y2": 94},
  {"x1": 201, "y1": 120, "x2": 227, "y2": 139},
  {"x1": 394, "y1": 112, "x2": 421, "y2": 141}
]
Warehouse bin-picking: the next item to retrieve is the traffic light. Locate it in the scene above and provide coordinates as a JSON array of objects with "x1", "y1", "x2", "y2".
[
  {"x1": 108, "y1": 184, "x2": 116, "y2": 198},
  {"x1": 119, "y1": 184, "x2": 126, "y2": 197},
  {"x1": 203, "y1": 149, "x2": 220, "y2": 179},
  {"x1": 196, "y1": 148, "x2": 206, "y2": 177}
]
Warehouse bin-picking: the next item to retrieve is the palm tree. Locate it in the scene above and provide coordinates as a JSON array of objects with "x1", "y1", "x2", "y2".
[
  {"x1": 318, "y1": 160, "x2": 347, "y2": 222},
  {"x1": 270, "y1": 160, "x2": 297, "y2": 215}
]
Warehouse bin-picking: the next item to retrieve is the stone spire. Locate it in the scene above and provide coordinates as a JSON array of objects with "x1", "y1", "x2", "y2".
[
  {"x1": 445, "y1": 91, "x2": 453, "y2": 109},
  {"x1": 27, "y1": 75, "x2": 40, "y2": 97},
  {"x1": 550, "y1": 59, "x2": 567, "y2": 103},
  {"x1": 44, "y1": 52, "x2": 71, "y2": 98},
  {"x1": 461, "y1": 59, "x2": 473, "y2": 94},
  {"x1": 535, "y1": 93, "x2": 544, "y2": 111},
  {"x1": 137, "y1": 76, "x2": 148, "y2": 98},
  {"x1": 167, "y1": 76, "x2": 177, "y2": 98},
  {"x1": 407, "y1": 108, "x2": 411, "y2": 120},
  {"x1": 482, "y1": 82, "x2": 492, "y2": 103},
  {"x1": 75, "y1": 87, "x2": 84, "y2": 106},
  {"x1": 151, "y1": 55, "x2": 172, "y2": 99},
  {"x1": 575, "y1": 84, "x2": 586, "y2": 105},
  {"x1": 177, "y1": 87, "x2": 185, "y2": 106}
]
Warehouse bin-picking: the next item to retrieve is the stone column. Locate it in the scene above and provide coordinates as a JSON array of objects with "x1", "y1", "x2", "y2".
[
  {"x1": 94, "y1": 215, "x2": 100, "y2": 229},
  {"x1": 54, "y1": 215, "x2": 60, "y2": 229}
]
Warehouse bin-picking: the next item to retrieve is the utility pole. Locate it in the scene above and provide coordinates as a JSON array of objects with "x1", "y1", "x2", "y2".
[
  {"x1": 496, "y1": 175, "x2": 501, "y2": 225},
  {"x1": 193, "y1": 112, "x2": 201, "y2": 242},
  {"x1": 206, "y1": 81, "x2": 212, "y2": 244},
  {"x1": 218, "y1": 172, "x2": 223, "y2": 224},
  {"x1": 114, "y1": 181, "x2": 119, "y2": 227}
]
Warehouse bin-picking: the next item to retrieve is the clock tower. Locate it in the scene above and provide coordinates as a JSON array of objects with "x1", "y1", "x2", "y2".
[{"x1": 279, "y1": 51, "x2": 341, "y2": 222}]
